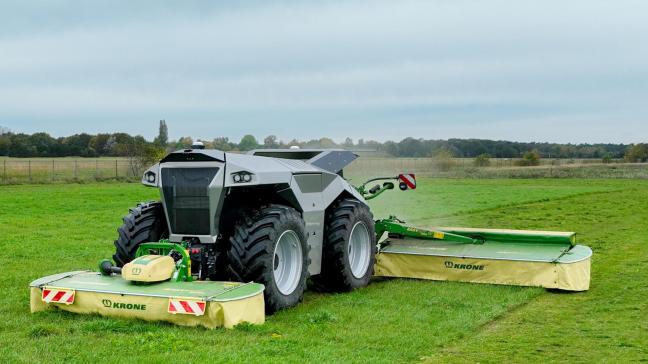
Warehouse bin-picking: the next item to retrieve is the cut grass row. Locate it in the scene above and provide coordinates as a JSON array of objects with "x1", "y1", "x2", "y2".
[
  {"x1": 426, "y1": 183, "x2": 648, "y2": 362},
  {"x1": 0, "y1": 179, "x2": 644, "y2": 362}
]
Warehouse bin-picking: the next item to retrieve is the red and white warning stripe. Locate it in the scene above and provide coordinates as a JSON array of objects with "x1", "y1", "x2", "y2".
[
  {"x1": 168, "y1": 299, "x2": 206, "y2": 316},
  {"x1": 398, "y1": 173, "x2": 417, "y2": 189},
  {"x1": 42, "y1": 288, "x2": 75, "y2": 305}
]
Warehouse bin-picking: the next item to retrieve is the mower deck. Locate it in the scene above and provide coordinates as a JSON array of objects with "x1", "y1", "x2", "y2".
[
  {"x1": 30, "y1": 271, "x2": 265, "y2": 329},
  {"x1": 374, "y1": 227, "x2": 591, "y2": 291}
]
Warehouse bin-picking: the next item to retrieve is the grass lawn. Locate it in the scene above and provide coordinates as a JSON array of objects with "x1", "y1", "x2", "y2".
[{"x1": 0, "y1": 179, "x2": 646, "y2": 363}]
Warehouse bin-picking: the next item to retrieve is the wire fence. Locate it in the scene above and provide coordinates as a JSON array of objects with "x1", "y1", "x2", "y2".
[
  {"x1": 0, "y1": 157, "x2": 637, "y2": 185},
  {"x1": 0, "y1": 159, "x2": 140, "y2": 184}
]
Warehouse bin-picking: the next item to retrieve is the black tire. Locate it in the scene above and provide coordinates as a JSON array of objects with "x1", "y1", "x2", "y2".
[
  {"x1": 314, "y1": 198, "x2": 376, "y2": 292},
  {"x1": 113, "y1": 201, "x2": 169, "y2": 266},
  {"x1": 227, "y1": 205, "x2": 309, "y2": 313}
]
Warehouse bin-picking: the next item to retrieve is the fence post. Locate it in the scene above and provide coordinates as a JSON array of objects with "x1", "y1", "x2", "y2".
[
  {"x1": 95, "y1": 160, "x2": 99, "y2": 179},
  {"x1": 51, "y1": 159, "x2": 55, "y2": 182},
  {"x1": 74, "y1": 160, "x2": 78, "y2": 180},
  {"x1": 3, "y1": 160, "x2": 5, "y2": 183},
  {"x1": 28, "y1": 160, "x2": 32, "y2": 183},
  {"x1": 115, "y1": 159, "x2": 118, "y2": 178}
]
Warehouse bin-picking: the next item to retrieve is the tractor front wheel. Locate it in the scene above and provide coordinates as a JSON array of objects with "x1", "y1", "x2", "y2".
[
  {"x1": 314, "y1": 198, "x2": 376, "y2": 291},
  {"x1": 227, "y1": 205, "x2": 309, "y2": 313},
  {"x1": 113, "y1": 201, "x2": 169, "y2": 266}
]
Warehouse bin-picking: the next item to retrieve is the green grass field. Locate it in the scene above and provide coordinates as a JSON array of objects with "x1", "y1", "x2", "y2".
[{"x1": 0, "y1": 179, "x2": 646, "y2": 363}]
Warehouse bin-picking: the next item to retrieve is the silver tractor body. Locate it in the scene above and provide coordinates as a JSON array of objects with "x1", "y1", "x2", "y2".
[{"x1": 141, "y1": 148, "x2": 365, "y2": 275}]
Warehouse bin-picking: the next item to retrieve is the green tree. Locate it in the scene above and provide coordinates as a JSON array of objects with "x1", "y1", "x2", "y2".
[
  {"x1": 624, "y1": 144, "x2": 648, "y2": 162},
  {"x1": 103, "y1": 135, "x2": 117, "y2": 155},
  {"x1": 29, "y1": 132, "x2": 56, "y2": 156},
  {"x1": 107, "y1": 133, "x2": 136, "y2": 156},
  {"x1": 175, "y1": 136, "x2": 193, "y2": 149},
  {"x1": 381, "y1": 141, "x2": 399, "y2": 156},
  {"x1": 57, "y1": 133, "x2": 93, "y2": 157},
  {"x1": 474, "y1": 153, "x2": 491, "y2": 167},
  {"x1": 0, "y1": 134, "x2": 11, "y2": 156},
  {"x1": 263, "y1": 135, "x2": 279, "y2": 149},
  {"x1": 212, "y1": 137, "x2": 232, "y2": 151},
  {"x1": 238, "y1": 135, "x2": 259, "y2": 151},
  {"x1": 284, "y1": 139, "x2": 301, "y2": 149},
  {"x1": 319, "y1": 137, "x2": 337, "y2": 149},
  {"x1": 126, "y1": 136, "x2": 165, "y2": 176},
  {"x1": 398, "y1": 138, "x2": 425, "y2": 157},
  {"x1": 7, "y1": 134, "x2": 36, "y2": 157},
  {"x1": 89, "y1": 134, "x2": 111, "y2": 156},
  {"x1": 154, "y1": 120, "x2": 168, "y2": 147}
]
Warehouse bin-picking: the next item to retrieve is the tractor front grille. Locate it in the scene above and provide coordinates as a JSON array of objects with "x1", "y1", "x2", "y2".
[{"x1": 161, "y1": 167, "x2": 219, "y2": 235}]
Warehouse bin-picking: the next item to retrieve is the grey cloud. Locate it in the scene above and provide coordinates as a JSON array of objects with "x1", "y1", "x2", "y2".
[{"x1": 0, "y1": 0, "x2": 647, "y2": 143}]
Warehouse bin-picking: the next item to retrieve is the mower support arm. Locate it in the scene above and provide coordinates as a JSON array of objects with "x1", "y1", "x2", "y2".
[{"x1": 375, "y1": 217, "x2": 479, "y2": 244}]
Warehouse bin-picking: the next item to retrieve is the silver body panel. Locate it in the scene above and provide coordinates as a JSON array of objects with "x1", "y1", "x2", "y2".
[{"x1": 142, "y1": 149, "x2": 365, "y2": 276}]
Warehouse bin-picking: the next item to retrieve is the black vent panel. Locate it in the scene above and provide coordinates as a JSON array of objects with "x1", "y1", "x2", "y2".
[{"x1": 161, "y1": 168, "x2": 219, "y2": 235}]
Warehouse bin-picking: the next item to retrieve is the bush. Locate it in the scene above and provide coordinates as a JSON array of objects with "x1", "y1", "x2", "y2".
[
  {"x1": 602, "y1": 154, "x2": 613, "y2": 164},
  {"x1": 432, "y1": 149, "x2": 456, "y2": 171},
  {"x1": 474, "y1": 153, "x2": 491, "y2": 167},
  {"x1": 515, "y1": 150, "x2": 541, "y2": 166}
]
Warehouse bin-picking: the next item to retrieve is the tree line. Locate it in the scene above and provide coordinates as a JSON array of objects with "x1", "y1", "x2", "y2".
[{"x1": 0, "y1": 121, "x2": 644, "y2": 161}]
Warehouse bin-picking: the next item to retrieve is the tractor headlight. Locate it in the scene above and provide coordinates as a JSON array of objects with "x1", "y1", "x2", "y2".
[
  {"x1": 232, "y1": 171, "x2": 253, "y2": 183},
  {"x1": 145, "y1": 172, "x2": 156, "y2": 183}
]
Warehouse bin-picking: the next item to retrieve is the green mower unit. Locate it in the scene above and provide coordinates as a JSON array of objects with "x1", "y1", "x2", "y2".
[{"x1": 30, "y1": 147, "x2": 591, "y2": 329}]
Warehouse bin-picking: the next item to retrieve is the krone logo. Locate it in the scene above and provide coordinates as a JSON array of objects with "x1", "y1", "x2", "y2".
[
  {"x1": 444, "y1": 261, "x2": 485, "y2": 271},
  {"x1": 103, "y1": 300, "x2": 147, "y2": 311}
]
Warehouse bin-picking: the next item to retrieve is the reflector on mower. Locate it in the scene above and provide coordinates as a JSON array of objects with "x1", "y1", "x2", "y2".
[
  {"x1": 168, "y1": 299, "x2": 206, "y2": 316},
  {"x1": 42, "y1": 288, "x2": 75, "y2": 305},
  {"x1": 398, "y1": 174, "x2": 416, "y2": 190}
]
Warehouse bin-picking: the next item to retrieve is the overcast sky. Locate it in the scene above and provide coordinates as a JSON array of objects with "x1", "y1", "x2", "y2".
[{"x1": 1, "y1": 0, "x2": 646, "y2": 143}]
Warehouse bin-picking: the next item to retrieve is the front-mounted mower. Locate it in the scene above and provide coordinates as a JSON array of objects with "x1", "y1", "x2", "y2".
[{"x1": 30, "y1": 147, "x2": 591, "y2": 329}]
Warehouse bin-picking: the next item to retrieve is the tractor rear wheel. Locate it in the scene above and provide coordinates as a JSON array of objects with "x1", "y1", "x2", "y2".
[
  {"x1": 314, "y1": 198, "x2": 376, "y2": 291},
  {"x1": 227, "y1": 205, "x2": 309, "y2": 313},
  {"x1": 113, "y1": 201, "x2": 169, "y2": 266}
]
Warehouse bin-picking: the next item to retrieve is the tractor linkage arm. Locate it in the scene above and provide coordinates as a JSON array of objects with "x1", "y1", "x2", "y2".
[
  {"x1": 355, "y1": 176, "x2": 400, "y2": 200},
  {"x1": 355, "y1": 175, "x2": 483, "y2": 245},
  {"x1": 374, "y1": 216, "x2": 483, "y2": 245}
]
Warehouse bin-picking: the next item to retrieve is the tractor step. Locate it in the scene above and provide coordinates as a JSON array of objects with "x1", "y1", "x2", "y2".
[
  {"x1": 375, "y1": 227, "x2": 591, "y2": 291},
  {"x1": 30, "y1": 271, "x2": 265, "y2": 329}
]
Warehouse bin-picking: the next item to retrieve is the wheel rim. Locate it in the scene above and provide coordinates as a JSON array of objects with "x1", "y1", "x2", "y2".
[
  {"x1": 273, "y1": 230, "x2": 303, "y2": 295},
  {"x1": 348, "y1": 221, "x2": 371, "y2": 279}
]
